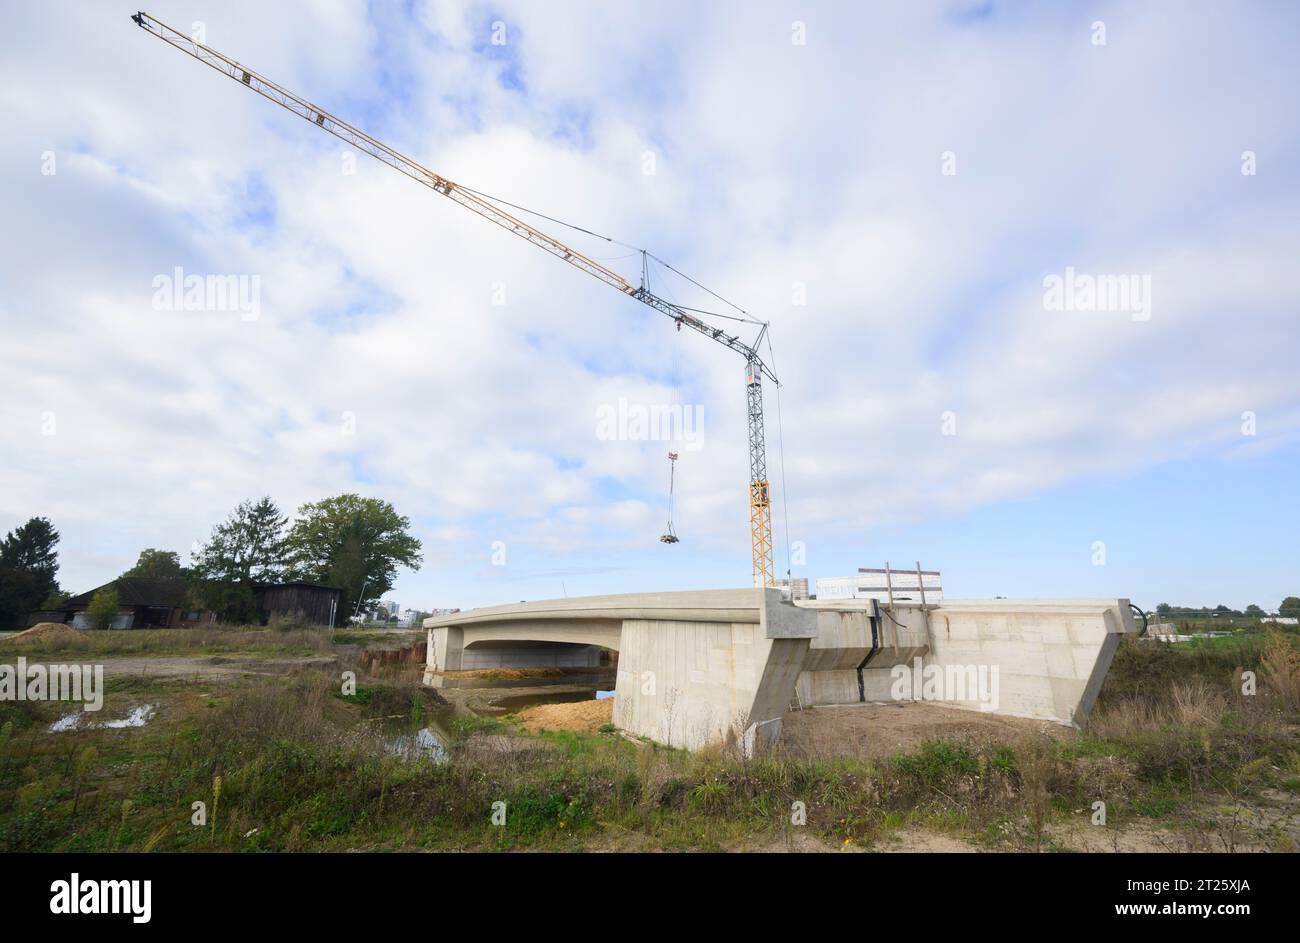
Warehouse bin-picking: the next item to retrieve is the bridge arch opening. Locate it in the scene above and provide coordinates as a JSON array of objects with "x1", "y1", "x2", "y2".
[{"x1": 461, "y1": 638, "x2": 617, "y2": 672}]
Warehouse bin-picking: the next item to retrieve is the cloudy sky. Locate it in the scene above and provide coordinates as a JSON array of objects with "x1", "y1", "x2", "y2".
[{"x1": 2, "y1": 1, "x2": 1297, "y2": 612}]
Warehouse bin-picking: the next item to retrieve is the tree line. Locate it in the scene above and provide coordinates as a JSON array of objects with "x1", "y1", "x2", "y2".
[
  {"x1": 0, "y1": 494, "x2": 422, "y2": 628},
  {"x1": 1155, "y1": 599, "x2": 1300, "y2": 619}
]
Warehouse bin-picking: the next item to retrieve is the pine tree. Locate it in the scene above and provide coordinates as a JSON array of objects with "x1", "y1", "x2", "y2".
[
  {"x1": 0, "y1": 517, "x2": 61, "y2": 627},
  {"x1": 189, "y1": 498, "x2": 288, "y2": 622}
]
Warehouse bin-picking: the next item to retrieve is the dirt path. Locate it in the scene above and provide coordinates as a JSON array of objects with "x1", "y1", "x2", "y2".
[
  {"x1": 878, "y1": 829, "x2": 981, "y2": 852},
  {"x1": 95, "y1": 655, "x2": 340, "y2": 681},
  {"x1": 778, "y1": 701, "x2": 1064, "y2": 760},
  {"x1": 1045, "y1": 786, "x2": 1300, "y2": 852}
]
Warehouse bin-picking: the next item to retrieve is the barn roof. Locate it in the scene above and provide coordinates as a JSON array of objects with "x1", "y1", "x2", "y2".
[
  {"x1": 65, "y1": 577, "x2": 189, "y2": 609},
  {"x1": 64, "y1": 578, "x2": 343, "y2": 609}
]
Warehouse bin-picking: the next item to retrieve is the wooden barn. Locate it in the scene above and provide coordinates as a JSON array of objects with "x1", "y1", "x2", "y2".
[
  {"x1": 254, "y1": 582, "x2": 343, "y2": 627},
  {"x1": 56, "y1": 577, "x2": 216, "y2": 629}
]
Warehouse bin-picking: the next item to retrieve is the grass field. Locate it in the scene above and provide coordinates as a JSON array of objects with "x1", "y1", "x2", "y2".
[
  {"x1": 1, "y1": 628, "x2": 1298, "y2": 852},
  {"x1": 0, "y1": 624, "x2": 420, "y2": 659}
]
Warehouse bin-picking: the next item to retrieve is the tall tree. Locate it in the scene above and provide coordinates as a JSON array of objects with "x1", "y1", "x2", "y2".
[
  {"x1": 121, "y1": 548, "x2": 185, "y2": 580},
  {"x1": 189, "y1": 498, "x2": 288, "y2": 622},
  {"x1": 0, "y1": 517, "x2": 61, "y2": 627},
  {"x1": 1280, "y1": 597, "x2": 1300, "y2": 618},
  {"x1": 284, "y1": 494, "x2": 422, "y2": 616}
]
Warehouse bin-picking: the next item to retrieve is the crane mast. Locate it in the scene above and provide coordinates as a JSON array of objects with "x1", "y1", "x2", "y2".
[{"x1": 132, "y1": 10, "x2": 778, "y2": 587}]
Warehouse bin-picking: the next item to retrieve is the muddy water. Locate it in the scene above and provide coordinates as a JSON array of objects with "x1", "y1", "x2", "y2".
[
  {"x1": 383, "y1": 686, "x2": 617, "y2": 762},
  {"x1": 385, "y1": 725, "x2": 449, "y2": 764},
  {"x1": 383, "y1": 708, "x2": 454, "y2": 764}
]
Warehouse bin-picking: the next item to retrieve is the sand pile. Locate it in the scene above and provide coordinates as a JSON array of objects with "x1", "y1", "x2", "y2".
[
  {"x1": 3, "y1": 622, "x2": 85, "y2": 644},
  {"x1": 514, "y1": 698, "x2": 614, "y2": 733}
]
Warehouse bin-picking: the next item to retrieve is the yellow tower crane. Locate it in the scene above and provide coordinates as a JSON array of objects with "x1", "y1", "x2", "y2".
[{"x1": 132, "y1": 11, "x2": 782, "y2": 587}]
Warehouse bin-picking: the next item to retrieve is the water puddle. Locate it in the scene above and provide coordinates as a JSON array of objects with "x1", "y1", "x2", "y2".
[
  {"x1": 48, "y1": 704, "x2": 156, "y2": 733},
  {"x1": 385, "y1": 726, "x2": 449, "y2": 764},
  {"x1": 47, "y1": 712, "x2": 81, "y2": 733},
  {"x1": 103, "y1": 705, "x2": 157, "y2": 728},
  {"x1": 381, "y1": 706, "x2": 453, "y2": 764}
]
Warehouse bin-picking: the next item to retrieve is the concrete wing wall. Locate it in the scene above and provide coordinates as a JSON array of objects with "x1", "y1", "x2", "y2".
[
  {"x1": 924, "y1": 599, "x2": 1135, "y2": 724},
  {"x1": 796, "y1": 599, "x2": 1137, "y2": 725}
]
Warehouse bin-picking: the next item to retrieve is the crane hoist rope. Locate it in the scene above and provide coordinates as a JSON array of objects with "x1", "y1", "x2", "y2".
[{"x1": 131, "y1": 9, "x2": 781, "y2": 588}]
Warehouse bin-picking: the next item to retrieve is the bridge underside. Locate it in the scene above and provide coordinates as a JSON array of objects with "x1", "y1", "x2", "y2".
[{"x1": 461, "y1": 639, "x2": 613, "y2": 671}]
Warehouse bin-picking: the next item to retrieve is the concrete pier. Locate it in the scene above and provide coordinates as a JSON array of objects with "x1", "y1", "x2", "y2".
[{"x1": 425, "y1": 590, "x2": 1138, "y2": 750}]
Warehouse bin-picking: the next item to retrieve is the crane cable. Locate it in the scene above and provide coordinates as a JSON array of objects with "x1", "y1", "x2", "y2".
[
  {"x1": 455, "y1": 186, "x2": 785, "y2": 563},
  {"x1": 668, "y1": 453, "x2": 676, "y2": 522},
  {"x1": 454, "y1": 182, "x2": 768, "y2": 328}
]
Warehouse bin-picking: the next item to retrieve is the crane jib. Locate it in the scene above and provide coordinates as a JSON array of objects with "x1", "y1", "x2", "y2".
[{"x1": 132, "y1": 9, "x2": 779, "y2": 588}]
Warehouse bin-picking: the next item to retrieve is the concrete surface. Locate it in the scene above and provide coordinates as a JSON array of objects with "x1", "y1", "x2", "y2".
[
  {"x1": 458, "y1": 640, "x2": 605, "y2": 670},
  {"x1": 793, "y1": 598, "x2": 1136, "y2": 725},
  {"x1": 923, "y1": 598, "x2": 1136, "y2": 724},
  {"x1": 425, "y1": 590, "x2": 1137, "y2": 749},
  {"x1": 425, "y1": 589, "x2": 817, "y2": 750}
]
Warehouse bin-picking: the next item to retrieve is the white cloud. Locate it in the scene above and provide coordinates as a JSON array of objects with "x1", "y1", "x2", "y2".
[{"x1": 1, "y1": 1, "x2": 1296, "y2": 604}]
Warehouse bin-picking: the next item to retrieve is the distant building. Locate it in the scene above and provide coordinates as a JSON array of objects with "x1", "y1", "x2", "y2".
[
  {"x1": 1146, "y1": 622, "x2": 1193, "y2": 642},
  {"x1": 816, "y1": 566, "x2": 942, "y2": 605},
  {"x1": 35, "y1": 578, "x2": 343, "y2": 629},
  {"x1": 1262, "y1": 616, "x2": 1299, "y2": 625},
  {"x1": 49, "y1": 577, "x2": 216, "y2": 629}
]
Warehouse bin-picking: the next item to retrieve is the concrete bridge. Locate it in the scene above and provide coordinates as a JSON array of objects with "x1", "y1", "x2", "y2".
[
  {"x1": 425, "y1": 589, "x2": 817, "y2": 750},
  {"x1": 425, "y1": 589, "x2": 1138, "y2": 751}
]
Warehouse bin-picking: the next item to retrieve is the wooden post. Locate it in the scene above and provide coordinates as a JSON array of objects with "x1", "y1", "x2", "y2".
[
  {"x1": 916, "y1": 561, "x2": 927, "y2": 607},
  {"x1": 884, "y1": 561, "x2": 894, "y2": 608}
]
